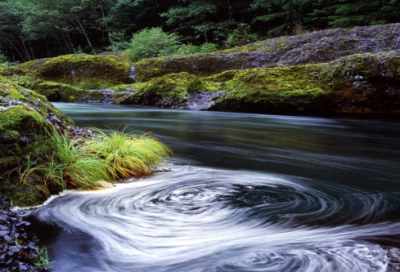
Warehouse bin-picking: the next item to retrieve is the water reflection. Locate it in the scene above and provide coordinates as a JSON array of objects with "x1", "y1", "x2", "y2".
[{"x1": 55, "y1": 103, "x2": 400, "y2": 191}]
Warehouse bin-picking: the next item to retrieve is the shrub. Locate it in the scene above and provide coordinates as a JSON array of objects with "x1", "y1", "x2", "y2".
[
  {"x1": 126, "y1": 27, "x2": 181, "y2": 62},
  {"x1": 175, "y1": 44, "x2": 200, "y2": 55},
  {"x1": 199, "y1": 43, "x2": 219, "y2": 53}
]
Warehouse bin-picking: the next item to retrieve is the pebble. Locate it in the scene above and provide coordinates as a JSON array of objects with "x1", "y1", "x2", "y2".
[{"x1": 0, "y1": 197, "x2": 49, "y2": 272}]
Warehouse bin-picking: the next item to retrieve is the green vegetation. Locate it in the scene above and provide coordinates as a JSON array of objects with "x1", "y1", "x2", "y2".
[
  {"x1": 35, "y1": 247, "x2": 50, "y2": 268},
  {"x1": 17, "y1": 54, "x2": 131, "y2": 89},
  {"x1": 2, "y1": 0, "x2": 398, "y2": 63},
  {"x1": 134, "y1": 72, "x2": 217, "y2": 99},
  {"x1": 210, "y1": 65, "x2": 331, "y2": 103},
  {"x1": 1, "y1": 129, "x2": 171, "y2": 206},
  {"x1": 126, "y1": 28, "x2": 219, "y2": 62},
  {"x1": 126, "y1": 27, "x2": 182, "y2": 62}
]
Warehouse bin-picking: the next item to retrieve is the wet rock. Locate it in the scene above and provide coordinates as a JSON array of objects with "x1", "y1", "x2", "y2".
[
  {"x1": 387, "y1": 248, "x2": 400, "y2": 272},
  {"x1": 0, "y1": 197, "x2": 49, "y2": 272}
]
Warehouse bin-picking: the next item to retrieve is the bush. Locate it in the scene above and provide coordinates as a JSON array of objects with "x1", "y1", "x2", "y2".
[
  {"x1": 174, "y1": 43, "x2": 218, "y2": 56},
  {"x1": 126, "y1": 27, "x2": 181, "y2": 62},
  {"x1": 175, "y1": 44, "x2": 200, "y2": 55},
  {"x1": 199, "y1": 43, "x2": 218, "y2": 53}
]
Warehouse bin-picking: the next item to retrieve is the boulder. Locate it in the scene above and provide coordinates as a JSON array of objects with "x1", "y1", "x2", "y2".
[
  {"x1": 0, "y1": 77, "x2": 74, "y2": 205},
  {"x1": 17, "y1": 54, "x2": 132, "y2": 89},
  {"x1": 135, "y1": 23, "x2": 400, "y2": 81}
]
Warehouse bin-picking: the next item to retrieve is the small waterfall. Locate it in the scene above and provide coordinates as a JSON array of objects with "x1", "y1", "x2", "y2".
[{"x1": 129, "y1": 66, "x2": 136, "y2": 82}]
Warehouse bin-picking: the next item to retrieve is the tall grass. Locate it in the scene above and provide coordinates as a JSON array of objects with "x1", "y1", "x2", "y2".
[
  {"x1": 84, "y1": 129, "x2": 171, "y2": 180},
  {"x1": 6, "y1": 129, "x2": 171, "y2": 195}
]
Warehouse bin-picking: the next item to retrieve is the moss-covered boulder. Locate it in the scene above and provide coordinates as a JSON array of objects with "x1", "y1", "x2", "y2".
[
  {"x1": 17, "y1": 54, "x2": 132, "y2": 89},
  {"x1": 6, "y1": 75, "x2": 82, "y2": 102},
  {"x1": 208, "y1": 50, "x2": 400, "y2": 117},
  {"x1": 136, "y1": 23, "x2": 400, "y2": 81},
  {"x1": 123, "y1": 50, "x2": 400, "y2": 117},
  {"x1": 112, "y1": 72, "x2": 220, "y2": 108},
  {"x1": 0, "y1": 78, "x2": 74, "y2": 205}
]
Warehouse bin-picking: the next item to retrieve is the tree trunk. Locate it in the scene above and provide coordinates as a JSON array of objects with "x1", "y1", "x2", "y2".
[
  {"x1": 77, "y1": 19, "x2": 96, "y2": 54},
  {"x1": 20, "y1": 39, "x2": 31, "y2": 61},
  {"x1": 98, "y1": 1, "x2": 113, "y2": 46},
  {"x1": 12, "y1": 43, "x2": 26, "y2": 62}
]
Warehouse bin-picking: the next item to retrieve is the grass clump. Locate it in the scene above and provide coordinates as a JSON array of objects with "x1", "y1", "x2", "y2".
[
  {"x1": 1, "y1": 129, "x2": 171, "y2": 206},
  {"x1": 85, "y1": 129, "x2": 171, "y2": 179}
]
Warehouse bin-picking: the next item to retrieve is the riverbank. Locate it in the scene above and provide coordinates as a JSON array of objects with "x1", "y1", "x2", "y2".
[{"x1": 1, "y1": 24, "x2": 400, "y2": 119}]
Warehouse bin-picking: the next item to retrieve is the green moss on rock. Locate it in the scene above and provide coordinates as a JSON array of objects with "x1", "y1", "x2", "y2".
[
  {"x1": 17, "y1": 54, "x2": 131, "y2": 89},
  {"x1": 134, "y1": 72, "x2": 217, "y2": 99},
  {"x1": 0, "y1": 105, "x2": 53, "y2": 157},
  {"x1": 136, "y1": 24, "x2": 400, "y2": 82},
  {"x1": 7, "y1": 75, "x2": 82, "y2": 102}
]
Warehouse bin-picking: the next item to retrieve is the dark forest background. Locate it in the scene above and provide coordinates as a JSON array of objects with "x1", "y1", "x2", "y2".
[{"x1": 1, "y1": 0, "x2": 399, "y2": 62}]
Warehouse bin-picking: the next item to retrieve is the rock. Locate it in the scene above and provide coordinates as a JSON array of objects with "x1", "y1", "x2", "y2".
[
  {"x1": 17, "y1": 54, "x2": 131, "y2": 89},
  {"x1": 135, "y1": 23, "x2": 400, "y2": 81},
  {"x1": 0, "y1": 197, "x2": 50, "y2": 272},
  {"x1": 0, "y1": 77, "x2": 74, "y2": 206}
]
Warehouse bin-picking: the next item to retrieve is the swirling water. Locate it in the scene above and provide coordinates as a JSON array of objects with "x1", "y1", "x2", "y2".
[{"x1": 22, "y1": 103, "x2": 400, "y2": 272}]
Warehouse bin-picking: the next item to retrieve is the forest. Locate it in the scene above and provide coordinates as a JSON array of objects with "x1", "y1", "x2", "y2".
[{"x1": 1, "y1": 0, "x2": 400, "y2": 63}]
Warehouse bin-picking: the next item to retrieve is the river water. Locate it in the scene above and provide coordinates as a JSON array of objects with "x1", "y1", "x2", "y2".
[{"x1": 23, "y1": 103, "x2": 400, "y2": 272}]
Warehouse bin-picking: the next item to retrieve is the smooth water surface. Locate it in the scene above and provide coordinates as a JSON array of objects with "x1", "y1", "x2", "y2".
[{"x1": 23, "y1": 103, "x2": 400, "y2": 272}]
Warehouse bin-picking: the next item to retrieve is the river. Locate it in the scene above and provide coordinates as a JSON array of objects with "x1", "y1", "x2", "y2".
[{"x1": 23, "y1": 103, "x2": 400, "y2": 272}]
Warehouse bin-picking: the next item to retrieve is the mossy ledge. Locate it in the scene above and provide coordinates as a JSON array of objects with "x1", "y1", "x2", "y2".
[
  {"x1": 135, "y1": 23, "x2": 400, "y2": 81},
  {"x1": 17, "y1": 54, "x2": 132, "y2": 89},
  {"x1": 119, "y1": 50, "x2": 400, "y2": 118}
]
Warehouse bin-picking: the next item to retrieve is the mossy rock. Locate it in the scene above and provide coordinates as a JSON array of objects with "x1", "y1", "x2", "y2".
[
  {"x1": 0, "y1": 105, "x2": 53, "y2": 157},
  {"x1": 136, "y1": 23, "x2": 400, "y2": 81},
  {"x1": 113, "y1": 72, "x2": 218, "y2": 106},
  {"x1": 0, "y1": 80, "x2": 74, "y2": 205},
  {"x1": 7, "y1": 75, "x2": 82, "y2": 102},
  {"x1": 207, "y1": 50, "x2": 400, "y2": 117},
  {"x1": 17, "y1": 54, "x2": 131, "y2": 89}
]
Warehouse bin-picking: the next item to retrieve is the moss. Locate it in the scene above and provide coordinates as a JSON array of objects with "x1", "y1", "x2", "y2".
[
  {"x1": 210, "y1": 65, "x2": 332, "y2": 104},
  {"x1": 320, "y1": 50, "x2": 400, "y2": 80},
  {"x1": 4, "y1": 183, "x2": 49, "y2": 207},
  {"x1": 7, "y1": 75, "x2": 82, "y2": 102},
  {"x1": 0, "y1": 105, "x2": 53, "y2": 156},
  {"x1": 135, "y1": 53, "x2": 242, "y2": 81},
  {"x1": 134, "y1": 72, "x2": 217, "y2": 99},
  {"x1": 17, "y1": 54, "x2": 131, "y2": 89},
  {"x1": 0, "y1": 81, "x2": 74, "y2": 128}
]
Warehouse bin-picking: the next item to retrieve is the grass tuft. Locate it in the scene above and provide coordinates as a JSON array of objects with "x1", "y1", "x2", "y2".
[{"x1": 1, "y1": 128, "x2": 171, "y2": 206}]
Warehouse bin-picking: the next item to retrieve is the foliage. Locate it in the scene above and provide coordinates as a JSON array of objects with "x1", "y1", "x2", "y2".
[
  {"x1": 174, "y1": 43, "x2": 219, "y2": 55},
  {"x1": 34, "y1": 247, "x2": 50, "y2": 268},
  {"x1": 1, "y1": 129, "x2": 171, "y2": 206},
  {"x1": 226, "y1": 23, "x2": 260, "y2": 47},
  {"x1": 126, "y1": 27, "x2": 182, "y2": 62},
  {"x1": 1, "y1": 0, "x2": 400, "y2": 62}
]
